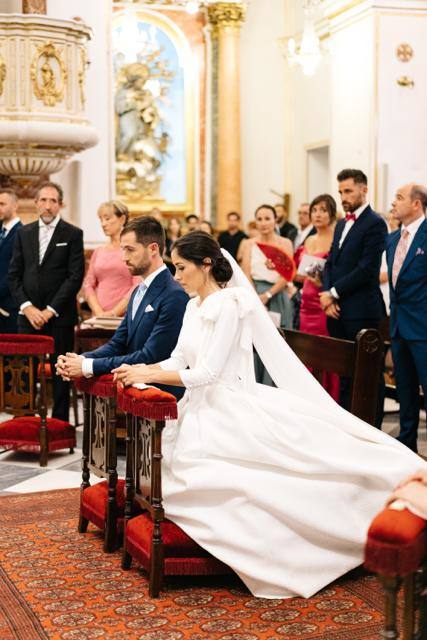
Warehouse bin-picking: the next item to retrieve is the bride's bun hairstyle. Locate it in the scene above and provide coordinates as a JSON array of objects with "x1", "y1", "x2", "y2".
[{"x1": 173, "y1": 231, "x2": 233, "y2": 286}]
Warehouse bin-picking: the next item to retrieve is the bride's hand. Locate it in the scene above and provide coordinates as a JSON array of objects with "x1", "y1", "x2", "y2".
[
  {"x1": 113, "y1": 363, "x2": 151, "y2": 385},
  {"x1": 118, "y1": 366, "x2": 153, "y2": 386}
]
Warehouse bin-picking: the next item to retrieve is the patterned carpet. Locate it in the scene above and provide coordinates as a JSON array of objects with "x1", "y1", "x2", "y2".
[{"x1": 0, "y1": 489, "x2": 387, "y2": 640}]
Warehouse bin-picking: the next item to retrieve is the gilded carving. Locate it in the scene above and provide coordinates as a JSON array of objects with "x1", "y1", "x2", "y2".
[
  {"x1": 91, "y1": 396, "x2": 107, "y2": 470},
  {"x1": 396, "y1": 43, "x2": 413, "y2": 63},
  {"x1": 207, "y1": 2, "x2": 246, "y2": 31},
  {"x1": 0, "y1": 57, "x2": 6, "y2": 96},
  {"x1": 22, "y1": 0, "x2": 47, "y2": 14},
  {"x1": 78, "y1": 47, "x2": 88, "y2": 107},
  {"x1": 30, "y1": 41, "x2": 67, "y2": 107}
]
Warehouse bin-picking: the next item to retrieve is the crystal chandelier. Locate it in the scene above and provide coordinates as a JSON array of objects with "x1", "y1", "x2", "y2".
[{"x1": 286, "y1": 0, "x2": 323, "y2": 76}]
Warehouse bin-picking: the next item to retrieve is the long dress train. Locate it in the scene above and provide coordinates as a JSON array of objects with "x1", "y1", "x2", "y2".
[{"x1": 159, "y1": 287, "x2": 423, "y2": 599}]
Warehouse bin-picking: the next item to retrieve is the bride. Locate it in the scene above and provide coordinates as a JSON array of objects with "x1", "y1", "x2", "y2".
[{"x1": 113, "y1": 231, "x2": 425, "y2": 599}]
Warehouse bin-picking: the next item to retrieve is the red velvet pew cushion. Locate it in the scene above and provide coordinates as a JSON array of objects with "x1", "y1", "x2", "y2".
[
  {"x1": 0, "y1": 333, "x2": 54, "y2": 355},
  {"x1": 125, "y1": 513, "x2": 231, "y2": 576},
  {"x1": 126, "y1": 513, "x2": 210, "y2": 558},
  {"x1": 117, "y1": 386, "x2": 177, "y2": 420},
  {"x1": 368, "y1": 507, "x2": 426, "y2": 544},
  {"x1": 74, "y1": 374, "x2": 116, "y2": 398},
  {"x1": 0, "y1": 416, "x2": 75, "y2": 452},
  {"x1": 365, "y1": 507, "x2": 427, "y2": 576},
  {"x1": 81, "y1": 479, "x2": 125, "y2": 532}
]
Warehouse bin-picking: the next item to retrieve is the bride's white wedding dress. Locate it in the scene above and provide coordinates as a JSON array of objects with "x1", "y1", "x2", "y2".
[{"x1": 157, "y1": 276, "x2": 423, "y2": 599}]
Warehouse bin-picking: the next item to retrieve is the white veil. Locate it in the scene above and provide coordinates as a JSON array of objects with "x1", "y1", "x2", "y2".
[{"x1": 221, "y1": 248, "x2": 363, "y2": 420}]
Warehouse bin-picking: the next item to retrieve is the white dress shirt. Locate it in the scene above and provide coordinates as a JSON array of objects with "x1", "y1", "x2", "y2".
[
  {"x1": 81, "y1": 264, "x2": 167, "y2": 377},
  {"x1": 399, "y1": 214, "x2": 425, "y2": 252},
  {"x1": 331, "y1": 203, "x2": 369, "y2": 299},
  {"x1": 294, "y1": 224, "x2": 314, "y2": 250},
  {"x1": 1, "y1": 216, "x2": 20, "y2": 237},
  {"x1": 20, "y1": 215, "x2": 61, "y2": 316}
]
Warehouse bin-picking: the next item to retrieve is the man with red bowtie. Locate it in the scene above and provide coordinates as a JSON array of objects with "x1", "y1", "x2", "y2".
[{"x1": 321, "y1": 169, "x2": 387, "y2": 425}]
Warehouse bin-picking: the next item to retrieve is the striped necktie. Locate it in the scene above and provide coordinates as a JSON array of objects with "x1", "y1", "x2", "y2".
[
  {"x1": 392, "y1": 229, "x2": 410, "y2": 288},
  {"x1": 131, "y1": 282, "x2": 147, "y2": 320},
  {"x1": 39, "y1": 223, "x2": 52, "y2": 264}
]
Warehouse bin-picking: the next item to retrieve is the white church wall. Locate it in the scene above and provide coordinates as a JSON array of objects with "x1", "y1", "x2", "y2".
[
  {"x1": 328, "y1": 11, "x2": 376, "y2": 208},
  {"x1": 240, "y1": 0, "x2": 286, "y2": 220},
  {"x1": 377, "y1": 9, "x2": 427, "y2": 211},
  {"x1": 46, "y1": 0, "x2": 112, "y2": 245}
]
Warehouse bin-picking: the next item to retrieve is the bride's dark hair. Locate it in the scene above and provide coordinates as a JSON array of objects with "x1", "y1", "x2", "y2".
[{"x1": 173, "y1": 231, "x2": 233, "y2": 286}]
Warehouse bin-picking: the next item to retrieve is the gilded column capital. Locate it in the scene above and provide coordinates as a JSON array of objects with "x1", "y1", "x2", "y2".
[{"x1": 207, "y1": 3, "x2": 246, "y2": 32}]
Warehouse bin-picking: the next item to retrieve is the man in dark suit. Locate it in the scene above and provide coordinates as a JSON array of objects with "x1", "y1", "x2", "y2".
[
  {"x1": 56, "y1": 216, "x2": 188, "y2": 398},
  {"x1": 0, "y1": 189, "x2": 22, "y2": 333},
  {"x1": 8, "y1": 181, "x2": 84, "y2": 421},
  {"x1": 321, "y1": 169, "x2": 387, "y2": 425},
  {"x1": 387, "y1": 183, "x2": 427, "y2": 452},
  {"x1": 275, "y1": 204, "x2": 298, "y2": 243}
]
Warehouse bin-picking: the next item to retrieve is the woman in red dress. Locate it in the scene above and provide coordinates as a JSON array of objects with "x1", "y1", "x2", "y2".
[{"x1": 297, "y1": 194, "x2": 340, "y2": 400}]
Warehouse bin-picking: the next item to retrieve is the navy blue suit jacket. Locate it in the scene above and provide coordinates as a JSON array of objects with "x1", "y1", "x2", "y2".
[
  {"x1": 387, "y1": 218, "x2": 427, "y2": 340},
  {"x1": 0, "y1": 220, "x2": 22, "y2": 316},
  {"x1": 83, "y1": 268, "x2": 189, "y2": 397},
  {"x1": 323, "y1": 206, "x2": 387, "y2": 321}
]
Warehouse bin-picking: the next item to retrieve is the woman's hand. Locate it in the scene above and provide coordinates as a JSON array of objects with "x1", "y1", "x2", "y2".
[
  {"x1": 112, "y1": 363, "x2": 152, "y2": 386},
  {"x1": 265, "y1": 258, "x2": 275, "y2": 270},
  {"x1": 306, "y1": 274, "x2": 322, "y2": 288},
  {"x1": 259, "y1": 292, "x2": 270, "y2": 305}
]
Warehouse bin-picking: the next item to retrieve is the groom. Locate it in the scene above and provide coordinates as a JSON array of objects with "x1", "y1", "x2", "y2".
[{"x1": 56, "y1": 216, "x2": 188, "y2": 397}]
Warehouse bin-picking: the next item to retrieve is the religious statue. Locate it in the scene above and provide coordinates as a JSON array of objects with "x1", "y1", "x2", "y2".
[{"x1": 114, "y1": 53, "x2": 174, "y2": 198}]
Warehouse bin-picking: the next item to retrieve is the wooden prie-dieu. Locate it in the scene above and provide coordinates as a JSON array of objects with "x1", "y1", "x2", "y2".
[
  {"x1": 0, "y1": 333, "x2": 75, "y2": 466},
  {"x1": 76, "y1": 374, "x2": 124, "y2": 552},
  {"x1": 118, "y1": 385, "x2": 230, "y2": 598}
]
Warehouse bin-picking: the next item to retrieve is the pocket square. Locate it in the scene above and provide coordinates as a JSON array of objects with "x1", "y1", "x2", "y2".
[
  {"x1": 56, "y1": 242, "x2": 68, "y2": 246},
  {"x1": 144, "y1": 304, "x2": 154, "y2": 312},
  {"x1": 416, "y1": 247, "x2": 425, "y2": 256}
]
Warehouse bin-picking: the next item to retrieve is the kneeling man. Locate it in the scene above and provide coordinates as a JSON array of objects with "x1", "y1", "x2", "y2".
[{"x1": 56, "y1": 216, "x2": 188, "y2": 397}]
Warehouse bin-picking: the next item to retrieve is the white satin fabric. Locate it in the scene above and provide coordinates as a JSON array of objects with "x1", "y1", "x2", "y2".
[{"x1": 159, "y1": 284, "x2": 424, "y2": 599}]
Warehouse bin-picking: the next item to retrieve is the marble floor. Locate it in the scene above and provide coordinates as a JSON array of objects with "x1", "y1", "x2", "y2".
[{"x1": 0, "y1": 398, "x2": 424, "y2": 495}]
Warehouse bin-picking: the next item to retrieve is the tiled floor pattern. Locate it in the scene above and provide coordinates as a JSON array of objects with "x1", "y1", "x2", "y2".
[{"x1": 0, "y1": 398, "x2": 424, "y2": 495}]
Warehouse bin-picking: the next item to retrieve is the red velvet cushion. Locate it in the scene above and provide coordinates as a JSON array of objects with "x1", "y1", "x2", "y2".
[
  {"x1": 75, "y1": 374, "x2": 116, "y2": 398},
  {"x1": 117, "y1": 386, "x2": 177, "y2": 420},
  {"x1": 82, "y1": 479, "x2": 126, "y2": 513},
  {"x1": 81, "y1": 479, "x2": 125, "y2": 531},
  {"x1": 365, "y1": 507, "x2": 427, "y2": 576},
  {"x1": 0, "y1": 416, "x2": 75, "y2": 450},
  {"x1": 0, "y1": 334, "x2": 54, "y2": 355},
  {"x1": 368, "y1": 507, "x2": 426, "y2": 544},
  {"x1": 126, "y1": 513, "x2": 209, "y2": 558}
]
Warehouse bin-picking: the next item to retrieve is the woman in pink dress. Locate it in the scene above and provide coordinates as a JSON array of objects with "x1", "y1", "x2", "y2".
[
  {"x1": 83, "y1": 201, "x2": 140, "y2": 317},
  {"x1": 297, "y1": 194, "x2": 339, "y2": 400}
]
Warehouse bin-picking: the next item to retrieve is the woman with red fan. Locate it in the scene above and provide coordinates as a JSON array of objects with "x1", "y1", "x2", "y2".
[{"x1": 241, "y1": 204, "x2": 294, "y2": 385}]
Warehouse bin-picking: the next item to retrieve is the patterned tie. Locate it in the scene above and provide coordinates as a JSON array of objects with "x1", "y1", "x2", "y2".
[
  {"x1": 0, "y1": 227, "x2": 6, "y2": 243},
  {"x1": 39, "y1": 223, "x2": 51, "y2": 264},
  {"x1": 131, "y1": 282, "x2": 147, "y2": 320},
  {"x1": 392, "y1": 229, "x2": 410, "y2": 288}
]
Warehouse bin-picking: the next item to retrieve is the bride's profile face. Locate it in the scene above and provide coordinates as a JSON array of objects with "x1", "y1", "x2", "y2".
[{"x1": 172, "y1": 249, "x2": 208, "y2": 294}]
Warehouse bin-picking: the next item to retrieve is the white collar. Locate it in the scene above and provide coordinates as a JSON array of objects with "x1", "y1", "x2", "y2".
[
  {"x1": 141, "y1": 264, "x2": 167, "y2": 290},
  {"x1": 2, "y1": 217, "x2": 20, "y2": 233},
  {"x1": 38, "y1": 214, "x2": 61, "y2": 229},
  {"x1": 402, "y1": 215, "x2": 425, "y2": 237},
  {"x1": 350, "y1": 203, "x2": 369, "y2": 220}
]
